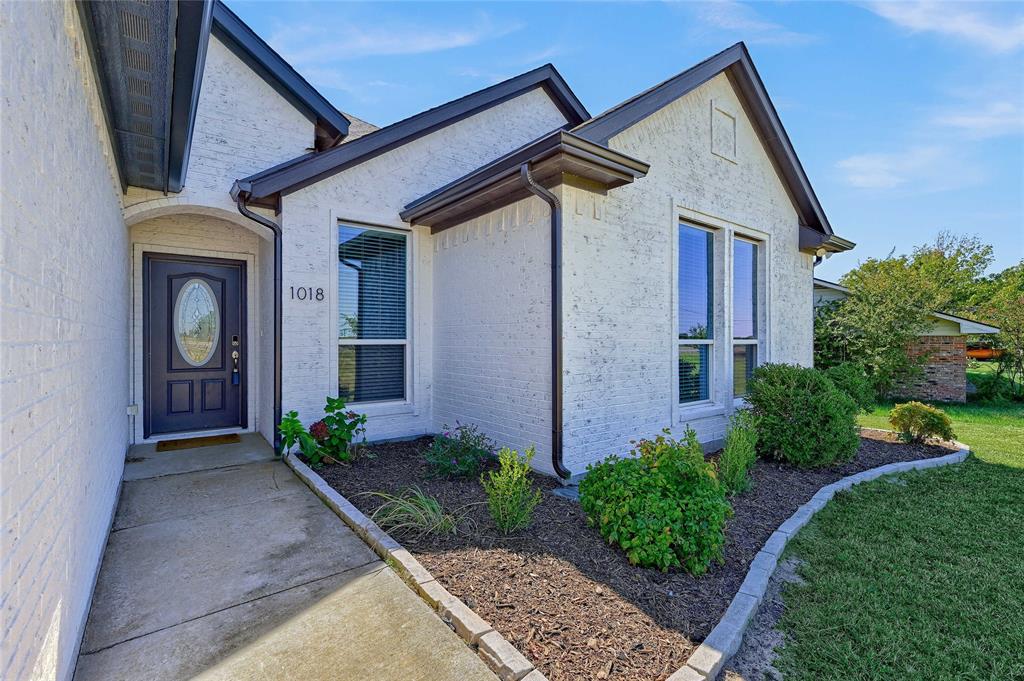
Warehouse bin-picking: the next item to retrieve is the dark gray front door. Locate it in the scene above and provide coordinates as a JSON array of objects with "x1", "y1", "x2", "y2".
[{"x1": 144, "y1": 253, "x2": 246, "y2": 437}]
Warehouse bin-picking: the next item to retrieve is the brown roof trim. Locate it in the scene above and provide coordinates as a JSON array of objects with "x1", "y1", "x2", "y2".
[
  {"x1": 234, "y1": 64, "x2": 590, "y2": 201},
  {"x1": 575, "y1": 42, "x2": 837, "y2": 238},
  {"x1": 400, "y1": 130, "x2": 649, "y2": 231},
  {"x1": 801, "y1": 226, "x2": 855, "y2": 254}
]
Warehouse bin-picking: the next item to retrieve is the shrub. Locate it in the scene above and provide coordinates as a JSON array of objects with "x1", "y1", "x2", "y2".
[
  {"x1": 365, "y1": 486, "x2": 458, "y2": 539},
  {"x1": 425, "y1": 423, "x2": 494, "y2": 477},
  {"x1": 480, "y1": 447, "x2": 542, "y2": 534},
  {"x1": 718, "y1": 411, "x2": 758, "y2": 495},
  {"x1": 747, "y1": 364, "x2": 859, "y2": 467},
  {"x1": 319, "y1": 396, "x2": 367, "y2": 463},
  {"x1": 578, "y1": 428, "x2": 731, "y2": 574},
  {"x1": 889, "y1": 402, "x2": 956, "y2": 443},
  {"x1": 823, "y1": 362, "x2": 875, "y2": 413}
]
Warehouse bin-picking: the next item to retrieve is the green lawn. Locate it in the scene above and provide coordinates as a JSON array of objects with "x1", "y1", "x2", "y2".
[{"x1": 776, "y1": 400, "x2": 1024, "y2": 680}]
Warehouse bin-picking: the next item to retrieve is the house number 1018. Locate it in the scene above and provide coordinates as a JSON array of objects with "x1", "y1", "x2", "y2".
[{"x1": 290, "y1": 286, "x2": 324, "y2": 301}]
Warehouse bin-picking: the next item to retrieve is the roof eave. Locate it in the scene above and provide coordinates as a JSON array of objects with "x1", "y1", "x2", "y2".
[
  {"x1": 211, "y1": 1, "x2": 349, "y2": 141},
  {"x1": 237, "y1": 64, "x2": 591, "y2": 201},
  {"x1": 166, "y1": 0, "x2": 215, "y2": 193},
  {"x1": 802, "y1": 226, "x2": 855, "y2": 254},
  {"x1": 400, "y1": 131, "x2": 649, "y2": 230}
]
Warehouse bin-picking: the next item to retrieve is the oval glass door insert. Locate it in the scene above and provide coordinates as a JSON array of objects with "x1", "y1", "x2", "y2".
[{"x1": 174, "y1": 279, "x2": 220, "y2": 366}]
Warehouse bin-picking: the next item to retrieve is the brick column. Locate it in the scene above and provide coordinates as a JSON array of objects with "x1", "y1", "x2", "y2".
[{"x1": 896, "y1": 336, "x2": 967, "y2": 403}]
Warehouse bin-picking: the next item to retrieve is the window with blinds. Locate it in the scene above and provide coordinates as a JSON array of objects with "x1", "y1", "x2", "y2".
[
  {"x1": 678, "y1": 223, "x2": 714, "y2": 403},
  {"x1": 338, "y1": 224, "x2": 407, "y2": 403},
  {"x1": 732, "y1": 238, "x2": 759, "y2": 397}
]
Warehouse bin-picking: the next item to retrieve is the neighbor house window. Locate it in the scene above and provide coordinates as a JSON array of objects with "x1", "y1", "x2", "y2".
[
  {"x1": 732, "y1": 238, "x2": 759, "y2": 397},
  {"x1": 338, "y1": 224, "x2": 407, "y2": 403},
  {"x1": 678, "y1": 223, "x2": 714, "y2": 403}
]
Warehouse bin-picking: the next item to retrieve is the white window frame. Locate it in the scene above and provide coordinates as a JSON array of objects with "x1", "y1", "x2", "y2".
[
  {"x1": 336, "y1": 220, "x2": 413, "y2": 409},
  {"x1": 731, "y1": 233, "x2": 767, "y2": 404},
  {"x1": 677, "y1": 221, "x2": 717, "y2": 408}
]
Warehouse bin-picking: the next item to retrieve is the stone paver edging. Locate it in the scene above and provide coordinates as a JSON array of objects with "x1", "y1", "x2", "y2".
[
  {"x1": 284, "y1": 453, "x2": 545, "y2": 681},
  {"x1": 666, "y1": 441, "x2": 971, "y2": 681}
]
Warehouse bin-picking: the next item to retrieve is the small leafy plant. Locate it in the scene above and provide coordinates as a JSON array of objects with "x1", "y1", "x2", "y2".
[
  {"x1": 718, "y1": 410, "x2": 758, "y2": 495},
  {"x1": 425, "y1": 423, "x2": 494, "y2": 477},
  {"x1": 579, "y1": 428, "x2": 731, "y2": 574},
  {"x1": 889, "y1": 401, "x2": 956, "y2": 443},
  {"x1": 365, "y1": 486, "x2": 458, "y2": 540},
  {"x1": 319, "y1": 395, "x2": 367, "y2": 463},
  {"x1": 279, "y1": 410, "x2": 319, "y2": 461},
  {"x1": 480, "y1": 447, "x2": 542, "y2": 534}
]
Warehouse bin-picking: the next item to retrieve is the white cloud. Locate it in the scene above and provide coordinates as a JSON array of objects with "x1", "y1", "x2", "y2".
[
  {"x1": 690, "y1": 1, "x2": 818, "y2": 46},
  {"x1": 865, "y1": 1, "x2": 1024, "y2": 53},
  {"x1": 836, "y1": 145, "x2": 985, "y2": 191},
  {"x1": 268, "y1": 14, "x2": 522, "y2": 66},
  {"x1": 933, "y1": 100, "x2": 1024, "y2": 139}
]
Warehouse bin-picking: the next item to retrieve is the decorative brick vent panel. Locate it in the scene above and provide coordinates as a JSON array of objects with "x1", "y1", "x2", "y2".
[{"x1": 896, "y1": 336, "x2": 967, "y2": 403}]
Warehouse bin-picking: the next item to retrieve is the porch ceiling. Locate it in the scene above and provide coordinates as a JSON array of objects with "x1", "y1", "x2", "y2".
[{"x1": 79, "y1": 0, "x2": 212, "y2": 192}]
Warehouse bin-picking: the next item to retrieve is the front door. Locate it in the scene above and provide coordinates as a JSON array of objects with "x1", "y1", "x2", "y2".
[{"x1": 144, "y1": 253, "x2": 247, "y2": 437}]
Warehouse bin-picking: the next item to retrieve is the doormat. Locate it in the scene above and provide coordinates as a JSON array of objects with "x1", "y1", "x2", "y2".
[{"x1": 156, "y1": 433, "x2": 241, "y2": 452}]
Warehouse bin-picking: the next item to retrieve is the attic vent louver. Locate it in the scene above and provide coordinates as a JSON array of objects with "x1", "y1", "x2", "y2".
[
  {"x1": 123, "y1": 46, "x2": 151, "y2": 72},
  {"x1": 120, "y1": 10, "x2": 149, "y2": 42}
]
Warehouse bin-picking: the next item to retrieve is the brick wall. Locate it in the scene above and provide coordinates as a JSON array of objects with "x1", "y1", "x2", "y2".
[
  {"x1": 897, "y1": 335, "x2": 967, "y2": 403},
  {"x1": 1, "y1": 3, "x2": 129, "y2": 680},
  {"x1": 561, "y1": 73, "x2": 815, "y2": 471},
  {"x1": 432, "y1": 197, "x2": 555, "y2": 474}
]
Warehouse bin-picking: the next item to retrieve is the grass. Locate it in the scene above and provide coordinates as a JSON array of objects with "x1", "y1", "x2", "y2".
[
  {"x1": 776, "y1": 399, "x2": 1024, "y2": 680},
  {"x1": 364, "y1": 486, "x2": 460, "y2": 540}
]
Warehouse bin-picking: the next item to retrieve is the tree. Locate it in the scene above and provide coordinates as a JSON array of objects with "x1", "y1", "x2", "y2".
[
  {"x1": 816, "y1": 256, "x2": 944, "y2": 397},
  {"x1": 910, "y1": 231, "x2": 994, "y2": 315},
  {"x1": 980, "y1": 263, "x2": 1024, "y2": 399}
]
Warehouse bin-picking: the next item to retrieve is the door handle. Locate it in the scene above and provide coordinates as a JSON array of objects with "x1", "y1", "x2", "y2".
[{"x1": 231, "y1": 350, "x2": 240, "y2": 385}]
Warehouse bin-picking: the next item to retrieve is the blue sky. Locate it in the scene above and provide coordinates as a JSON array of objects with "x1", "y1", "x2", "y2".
[{"x1": 229, "y1": 1, "x2": 1024, "y2": 279}]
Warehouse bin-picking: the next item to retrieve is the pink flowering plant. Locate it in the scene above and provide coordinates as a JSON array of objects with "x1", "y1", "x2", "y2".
[{"x1": 424, "y1": 422, "x2": 494, "y2": 478}]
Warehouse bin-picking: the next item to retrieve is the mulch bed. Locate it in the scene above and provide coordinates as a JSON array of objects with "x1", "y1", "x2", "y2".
[{"x1": 320, "y1": 430, "x2": 958, "y2": 681}]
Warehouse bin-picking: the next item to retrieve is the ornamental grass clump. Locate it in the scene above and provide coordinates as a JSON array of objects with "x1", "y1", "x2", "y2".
[
  {"x1": 425, "y1": 423, "x2": 494, "y2": 478},
  {"x1": 889, "y1": 401, "x2": 956, "y2": 443},
  {"x1": 579, "y1": 428, "x2": 731, "y2": 574},
  {"x1": 718, "y1": 410, "x2": 758, "y2": 495},
  {"x1": 747, "y1": 363, "x2": 859, "y2": 467},
  {"x1": 480, "y1": 447, "x2": 542, "y2": 534},
  {"x1": 365, "y1": 486, "x2": 459, "y2": 540}
]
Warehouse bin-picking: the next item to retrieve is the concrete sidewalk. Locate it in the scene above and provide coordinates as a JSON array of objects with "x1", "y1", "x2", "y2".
[{"x1": 74, "y1": 434, "x2": 495, "y2": 681}]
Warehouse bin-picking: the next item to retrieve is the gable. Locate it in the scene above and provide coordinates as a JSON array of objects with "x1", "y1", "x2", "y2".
[
  {"x1": 575, "y1": 42, "x2": 849, "y2": 252},
  {"x1": 608, "y1": 72, "x2": 801, "y2": 237},
  {"x1": 235, "y1": 64, "x2": 589, "y2": 202}
]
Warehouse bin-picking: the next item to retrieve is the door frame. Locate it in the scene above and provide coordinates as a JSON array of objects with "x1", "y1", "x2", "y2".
[{"x1": 132, "y1": 243, "x2": 259, "y2": 444}]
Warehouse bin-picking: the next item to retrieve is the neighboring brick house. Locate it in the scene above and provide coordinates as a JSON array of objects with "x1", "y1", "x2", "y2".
[
  {"x1": 813, "y1": 279, "x2": 999, "y2": 403},
  {"x1": 2, "y1": 2, "x2": 856, "y2": 677}
]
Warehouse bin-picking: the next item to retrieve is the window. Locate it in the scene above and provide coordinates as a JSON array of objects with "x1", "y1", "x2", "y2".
[
  {"x1": 678, "y1": 223, "x2": 714, "y2": 403},
  {"x1": 338, "y1": 224, "x2": 407, "y2": 403},
  {"x1": 732, "y1": 238, "x2": 758, "y2": 397}
]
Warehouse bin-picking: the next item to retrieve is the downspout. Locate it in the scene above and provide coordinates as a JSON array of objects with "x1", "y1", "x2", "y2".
[
  {"x1": 519, "y1": 164, "x2": 571, "y2": 480},
  {"x1": 235, "y1": 193, "x2": 284, "y2": 454}
]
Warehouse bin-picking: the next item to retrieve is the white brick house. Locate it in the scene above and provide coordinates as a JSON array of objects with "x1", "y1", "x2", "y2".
[{"x1": 0, "y1": 2, "x2": 853, "y2": 678}]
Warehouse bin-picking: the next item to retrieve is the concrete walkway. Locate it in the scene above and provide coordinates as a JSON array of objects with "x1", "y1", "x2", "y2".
[{"x1": 74, "y1": 434, "x2": 495, "y2": 681}]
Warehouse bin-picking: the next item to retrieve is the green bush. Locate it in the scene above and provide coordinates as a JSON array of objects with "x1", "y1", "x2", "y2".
[
  {"x1": 480, "y1": 447, "x2": 541, "y2": 534},
  {"x1": 747, "y1": 364, "x2": 860, "y2": 467},
  {"x1": 578, "y1": 428, "x2": 731, "y2": 574},
  {"x1": 889, "y1": 402, "x2": 956, "y2": 443},
  {"x1": 824, "y1": 362, "x2": 875, "y2": 413},
  {"x1": 718, "y1": 411, "x2": 758, "y2": 495},
  {"x1": 319, "y1": 396, "x2": 367, "y2": 463},
  {"x1": 425, "y1": 423, "x2": 494, "y2": 477},
  {"x1": 279, "y1": 410, "x2": 320, "y2": 462}
]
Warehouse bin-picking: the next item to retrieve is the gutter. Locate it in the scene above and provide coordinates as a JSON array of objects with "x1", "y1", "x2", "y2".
[
  {"x1": 233, "y1": 189, "x2": 284, "y2": 454},
  {"x1": 518, "y1": 163, "x2": 571, "y2": 480}
]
